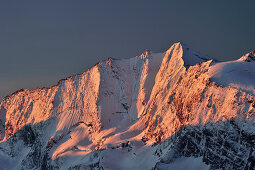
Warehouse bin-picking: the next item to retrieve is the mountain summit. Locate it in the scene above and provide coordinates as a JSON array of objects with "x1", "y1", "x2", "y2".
[
  {"x1": 238, "y1": 50, "x2": 255, "y2": 62},
  {"x1": 0, "y1": 42, "x2": 254, "y2": 169}
]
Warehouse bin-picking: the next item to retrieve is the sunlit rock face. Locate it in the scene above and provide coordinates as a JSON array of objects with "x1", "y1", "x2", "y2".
[{"x1": 0, "y1": 42, "x2": 254, "y2": 170}]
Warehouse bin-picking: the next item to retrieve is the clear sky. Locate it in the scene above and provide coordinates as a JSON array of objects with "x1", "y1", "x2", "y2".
[{"x1": 0, "y1": 0, "x2": 255, "y2": 100}]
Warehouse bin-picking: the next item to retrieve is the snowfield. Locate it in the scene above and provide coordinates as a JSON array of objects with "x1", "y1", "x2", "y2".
[{"x1": 0, "y1": 42, "x2": 254, "y2": 169}]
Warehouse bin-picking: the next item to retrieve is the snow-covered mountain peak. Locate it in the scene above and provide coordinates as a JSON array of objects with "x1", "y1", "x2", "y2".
[
  {"x1": 137, "y1": 49, "x2": 151, "y2": 59},
  {"x1": 238, "y1": 50, "x2": 255, "y2": 62},
  {"x1": 165, "y1": 42, "x2": 212, "y2": 68},
  {"x1": 0, "y1": 42, "x2": 255, "y2": 169}
]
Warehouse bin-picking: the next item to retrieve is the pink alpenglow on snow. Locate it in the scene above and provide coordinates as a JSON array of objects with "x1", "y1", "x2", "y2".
[{"x1": 0, "y1": 42, "x2": 255, "y2": 170}]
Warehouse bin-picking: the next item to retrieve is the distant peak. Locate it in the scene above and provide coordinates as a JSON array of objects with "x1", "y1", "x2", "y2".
[
  {"x1": 138, "y1": 49, "x2": 151, "y2": 59},
  {"x1": 238, "y1": 50, "x2": 255, "y2": 62},
  {"x1": 143, "y1": 49, "x2": 150, "y2": 56},
  {"x1": 174, "y1": 41, "x2": 185, "y2": 46}
]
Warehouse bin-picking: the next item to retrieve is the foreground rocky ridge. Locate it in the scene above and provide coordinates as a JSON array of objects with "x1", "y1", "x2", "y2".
[{"x1": 0, "y1": 42, "x2": 254, "y2": 169}]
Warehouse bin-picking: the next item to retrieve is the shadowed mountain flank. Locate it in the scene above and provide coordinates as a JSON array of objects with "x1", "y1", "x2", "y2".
[{"x1": 0, "y1": 119, "x2": 254, "y2": 169}]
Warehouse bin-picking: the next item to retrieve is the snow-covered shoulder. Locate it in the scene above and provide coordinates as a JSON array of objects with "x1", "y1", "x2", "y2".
[{"x1": 209, "y1": 51, "x2": 255, "y2": 94}]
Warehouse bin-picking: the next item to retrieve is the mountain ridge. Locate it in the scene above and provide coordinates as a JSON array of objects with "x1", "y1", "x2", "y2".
[
  {"x1": 1, "y1": 42, "x2": 211, "y2": 101},
  {"x1": 0, "y1": 42, "x2": 254, "y2": 169}
]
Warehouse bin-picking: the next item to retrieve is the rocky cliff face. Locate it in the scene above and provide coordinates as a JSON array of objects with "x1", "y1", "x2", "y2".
[{"x1": 0, "y1": 42, "x2": 254, "y2": 169}]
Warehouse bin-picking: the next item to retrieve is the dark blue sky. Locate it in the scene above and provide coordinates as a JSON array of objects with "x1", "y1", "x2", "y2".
[{"x1": 0, "y1": 0, "x2": 255, "y2": 99}]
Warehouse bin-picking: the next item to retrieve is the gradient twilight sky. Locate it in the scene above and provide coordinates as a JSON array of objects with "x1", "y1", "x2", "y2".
[{"x1": 0, "y1": 0, "x2": 255, "y2": 100}]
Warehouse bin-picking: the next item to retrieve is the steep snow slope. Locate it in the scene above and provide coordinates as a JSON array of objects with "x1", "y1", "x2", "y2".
[{"x1": 0, "y1": 42, "x2": 254, "y2": 170}]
